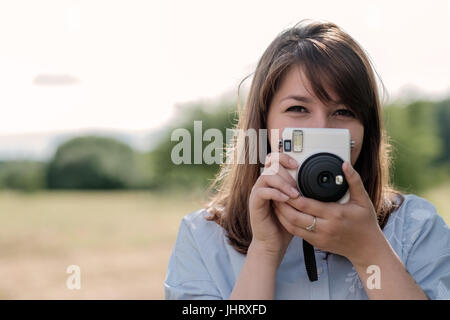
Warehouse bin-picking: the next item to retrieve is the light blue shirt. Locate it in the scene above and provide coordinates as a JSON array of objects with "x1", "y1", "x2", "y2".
[{"x1": 164, "y1": 194, "x2": 450, "y2": 299}]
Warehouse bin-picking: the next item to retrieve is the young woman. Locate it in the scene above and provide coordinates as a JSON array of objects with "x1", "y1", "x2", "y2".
[{"x1": 164, "y1": 20, "x2": 450, "y2": 299}]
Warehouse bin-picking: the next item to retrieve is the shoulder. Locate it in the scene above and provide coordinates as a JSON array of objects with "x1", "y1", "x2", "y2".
[
  {"x1": 385, "y1": 194, "x2": 442, "y2": 231},
  {"x1": 398, "y1": 194, "x2": 447, "y2": 238},
  {"x1": 398, "y1": 194, "x2": 439, "y2": 220},
  {"x1": 182, "y1": 208, "x2": 217, "y2": 229},
  {"x1": 176, "y1": 208, "x2": 227, "y2": 252},
  {"x1": 165, "y1": 209, "x2": 226, "y2": 299},
  {"x1": 390, "y1": 194, "x2": 450, "y2": 300},
  {"x1": 384, "y1": 194, "x2": 450, "y2": 258},
  {"x1": 181, "y1": 208, "x2": 225, "y2": 237},
  {"x1": 389, "y1": 193, "x2": 450, "y2": 265}
]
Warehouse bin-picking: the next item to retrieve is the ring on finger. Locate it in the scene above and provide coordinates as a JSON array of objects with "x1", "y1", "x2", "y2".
[{"x1": 305, "y1": 216, "x2": 316, "y2": 232}]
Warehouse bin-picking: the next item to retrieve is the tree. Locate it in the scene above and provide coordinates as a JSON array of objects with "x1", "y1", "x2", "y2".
[
  {"x1": 435, "y1": 98, "x2": 450, "y2": 164},
  {"x1": 0, "y1": 160, "x2": 46, "y2": 191},
  {"x1": 150, "y1": 98, "x2": 239, "y2": 189},
  {"x1": 47, "y1": 136, "x2": 136, "y2": 189},
  {"x1": 384, "y1": 100, "x2": 445, "y2": 193}
]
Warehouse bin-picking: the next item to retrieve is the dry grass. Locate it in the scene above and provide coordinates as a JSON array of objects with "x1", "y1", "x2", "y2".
[
  {"x1": 0, "y1": 184, "x2": 449, "y2": 300},
  {"x1": 0, "y1": 189, "x2": 209, "y2": 299}
]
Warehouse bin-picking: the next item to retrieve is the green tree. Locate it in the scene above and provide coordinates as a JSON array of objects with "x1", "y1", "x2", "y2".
[
  {"x1": 435, "y1": 98, "x2": 450, "y2": 164},
  {"x1": 150, "y1": 98, "x2": 238, "y2": 190},
  {"x1": 0, "y1": 161, "x2": 46, "y2": 191},
  {"x1": 47, "y1": 136, "x2": 137, "y2": 189},
  {"x1": 384, "y1": 100, "x2": 444, "y2": 193}
]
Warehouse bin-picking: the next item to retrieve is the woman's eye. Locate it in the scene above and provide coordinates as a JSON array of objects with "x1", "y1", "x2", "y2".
[
  {"x1": 286, "y1": 106, "x2": 307, "y2": 112},
  {"x1": 335, "y1": 109, "x2": 355, "y2": 117}
]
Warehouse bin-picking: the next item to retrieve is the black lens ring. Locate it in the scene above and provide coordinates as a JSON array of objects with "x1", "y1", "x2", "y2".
[{"x1": 297, "y1": 152, "x2": 348, "y2": 202}]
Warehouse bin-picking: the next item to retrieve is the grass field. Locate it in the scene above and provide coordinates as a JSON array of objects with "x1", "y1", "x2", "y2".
[
  {"x1": 0, "y1": 184, "x2": 449, "y2": 299},
  {"x1": 0, "y1": 189, "x2": 209, "y2": 299}
]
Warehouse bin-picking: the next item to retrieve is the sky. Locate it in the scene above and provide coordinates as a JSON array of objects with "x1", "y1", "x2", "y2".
[{"x1": 0, "y1": 0, "x2": 449, "y2": 138}]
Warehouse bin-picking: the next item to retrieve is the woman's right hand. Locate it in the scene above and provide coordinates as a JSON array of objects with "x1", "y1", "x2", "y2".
[{"x1": 248, "y1": 152, "x2": 300, "y2": 263}]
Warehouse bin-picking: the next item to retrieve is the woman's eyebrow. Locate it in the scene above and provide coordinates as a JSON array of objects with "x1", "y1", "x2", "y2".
[
  {"x1": 279, "y1": 94, "x2": 313, "y2": 104},
  {"x1": 279, "y1": 94, "x2": 344, "y2": 107}
]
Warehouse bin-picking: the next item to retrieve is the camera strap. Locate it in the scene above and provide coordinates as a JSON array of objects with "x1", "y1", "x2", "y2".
[{"x1": 302, "y1": 240, "x2": 318, "y2": 281}]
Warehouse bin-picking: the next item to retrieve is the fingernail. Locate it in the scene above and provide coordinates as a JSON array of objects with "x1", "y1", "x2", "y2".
[
  {"x1": 289, "y1": 158, "x2": 298, "y2": 167},
  {"x1": 344, "y1": 161, "x2": 350, "y2": 171},
  {"x1": 290, "y1": 187, "x2": 299, "y2": 197},
  {"x1": 281, "y1": 193, "x2": 290, "y2": 201}
]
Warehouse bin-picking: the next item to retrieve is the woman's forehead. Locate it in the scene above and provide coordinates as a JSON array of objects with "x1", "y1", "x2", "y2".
[{"x1": 274, "y1": 64, "x2": 342, "y2": 106}]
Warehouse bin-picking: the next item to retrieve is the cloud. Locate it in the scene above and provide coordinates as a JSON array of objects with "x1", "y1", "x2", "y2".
[{"x1": 33, "y1": 74, "x2": 80, "y2": 86}]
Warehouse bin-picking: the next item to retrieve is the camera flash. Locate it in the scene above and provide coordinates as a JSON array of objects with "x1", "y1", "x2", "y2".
[
  {"x1": 335, "y1": 175, "x2": 344, "y2": 185},
  {"x1": 293, "y1": 130, "x2": 303, "y2": 152}
]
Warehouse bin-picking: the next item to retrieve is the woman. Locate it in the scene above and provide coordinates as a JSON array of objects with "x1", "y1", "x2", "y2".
[{"x1": 164, "y1": 20, "x2": 450, "y2": 299}]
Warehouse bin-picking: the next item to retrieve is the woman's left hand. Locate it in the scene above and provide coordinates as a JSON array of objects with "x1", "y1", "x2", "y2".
[{"x1": 273, "y1": 161, "x2": 385, "y2": 267}]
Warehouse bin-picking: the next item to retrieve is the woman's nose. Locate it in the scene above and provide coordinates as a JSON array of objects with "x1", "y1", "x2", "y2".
[{"x1": 306, "y1": 113, "x2": 329, "y2": 128}]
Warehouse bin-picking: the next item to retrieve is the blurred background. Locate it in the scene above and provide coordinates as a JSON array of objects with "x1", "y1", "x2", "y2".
[{"x1": 0, "y1": 0, "x2": 449, "y2": 299}]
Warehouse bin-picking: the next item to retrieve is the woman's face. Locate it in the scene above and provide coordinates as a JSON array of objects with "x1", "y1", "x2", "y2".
[{"x1": 267, "y1": 65, "x2": 364, "y2": 166}]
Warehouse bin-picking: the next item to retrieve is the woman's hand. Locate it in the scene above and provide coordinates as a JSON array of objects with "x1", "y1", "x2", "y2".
[
  {"x1": 248, "y1": 152, "x2": 300, "y2": 263},
  {"x1": 231, "y1": 153, "x2": 300, "y2": 300},
  {"x1": 273, "y1": 161, "x2": 385, "y2": 266}
]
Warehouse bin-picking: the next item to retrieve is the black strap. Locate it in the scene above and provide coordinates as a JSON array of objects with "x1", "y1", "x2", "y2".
[{"x1": 303, "y1": 239, "x2": 318, "y2": 281}]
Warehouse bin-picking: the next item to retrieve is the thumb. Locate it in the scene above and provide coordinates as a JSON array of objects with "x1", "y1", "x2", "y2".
[{"x1": 342, "y1": 161, "x2": 369, "y2": 205}]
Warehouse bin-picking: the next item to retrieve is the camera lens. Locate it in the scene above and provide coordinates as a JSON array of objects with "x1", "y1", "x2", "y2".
[
  {"x1": 297, "y1": 153, "x2": 348, "y2": 202},
  {"x1": 318, "y1": 171, "x2": 332, "y2": 184}
]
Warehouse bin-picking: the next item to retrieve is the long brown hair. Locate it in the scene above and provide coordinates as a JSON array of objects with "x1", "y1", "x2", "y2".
[{"x1": 205, "y1": 20, "x2": 403, "y2": 254}]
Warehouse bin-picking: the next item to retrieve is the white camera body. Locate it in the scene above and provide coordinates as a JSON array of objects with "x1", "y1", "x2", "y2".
[{"x1": 281, "y1": 128, "x2": 351, "y2": 204}]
